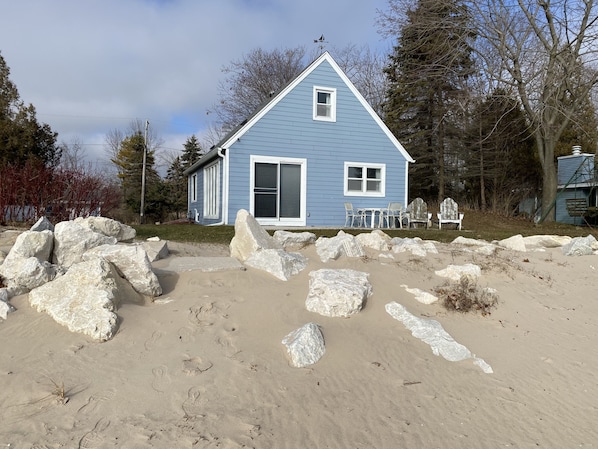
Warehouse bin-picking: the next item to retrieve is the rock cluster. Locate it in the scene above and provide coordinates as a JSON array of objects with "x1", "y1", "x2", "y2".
[
  {"x1": 227, "y1": 210, "x2": 597, "y2": 370},
  {"x1": 0, "y1": 216, "x2": 161, "y2": 341}
]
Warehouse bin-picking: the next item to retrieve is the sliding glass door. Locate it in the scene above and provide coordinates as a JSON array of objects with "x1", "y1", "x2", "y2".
[{"x1": 251, "y1": 156, "x2": 306, "y2": 225}]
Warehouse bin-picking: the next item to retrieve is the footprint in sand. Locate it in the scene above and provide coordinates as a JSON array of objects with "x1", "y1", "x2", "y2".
[
  {"x1": 181, "y1": 386, "x2": 206, "y2": 419},
  {"x1": 182, "y1": 356, "x2": 213, "y2": 375},
  {"x1": 151, "y1": 365, "x2": 171, "y2": 393},
  {"x1": 78, "y1": 417, "x2": 110, "y2": 449},
  {"x1": 188, "y1": 302, "x2": 221, "y2": 328},
  {"x1": 77, "y1": 388, "x2": 116, "y2": 414},
  {"x1": 144, "y1": 330, "x2": 163, "y2": 351}
]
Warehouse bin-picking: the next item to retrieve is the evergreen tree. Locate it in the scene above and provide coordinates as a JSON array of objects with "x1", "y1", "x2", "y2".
[
  {"x1": 111, "y1": 132, "x2": 162, "y2": 222},
  {"x1": 181, "y1": 134, "x2": 202, "y2": 169},
  {"x1": 164, "y1": 155, "x2": 188, "y2": 219},
  {"x1": 0, "y1": 52, "x2": 60, "y2": 168},
  {"x1": 383, "y1": 0, "x2": 475, "y2": 201}
]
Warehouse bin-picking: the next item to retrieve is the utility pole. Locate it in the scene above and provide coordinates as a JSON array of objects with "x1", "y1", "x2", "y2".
[{"x1": 140, "y1": 119, "x2": 149, "y2": 224}]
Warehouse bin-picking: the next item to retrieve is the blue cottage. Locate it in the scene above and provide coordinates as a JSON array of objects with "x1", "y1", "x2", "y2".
[
  {"x1": 556, "y1": 146, "x2": 597, "y2": 225},
  {"x1": 185, "y1": 52, "x2": 414, "y2": 227}
]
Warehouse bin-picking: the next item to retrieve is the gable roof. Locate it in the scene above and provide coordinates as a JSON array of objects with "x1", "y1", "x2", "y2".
[{"x1": 185, "y1": 51, "x2": 413, "y2": 175}]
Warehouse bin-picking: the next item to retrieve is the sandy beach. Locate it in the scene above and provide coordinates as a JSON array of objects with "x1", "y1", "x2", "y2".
[{"x1": 1, "y1": 234, "x2": 597, "y2": 448}]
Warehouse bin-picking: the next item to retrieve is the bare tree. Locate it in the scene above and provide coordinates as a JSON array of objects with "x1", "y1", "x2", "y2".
[
  {"x1": 470, "y1": 0, "x2": 598, "y2": 221},
  {"x1": 208, "y1": 47, "x2": 307, "y2": 132},
  {"x1": 327, "y1": 44, "x2": 390, "y2": 117}
]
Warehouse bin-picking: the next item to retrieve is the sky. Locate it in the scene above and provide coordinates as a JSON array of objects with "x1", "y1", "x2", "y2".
[{"x1": 0, "y1": 0, "x2": 393, "y2": 174}]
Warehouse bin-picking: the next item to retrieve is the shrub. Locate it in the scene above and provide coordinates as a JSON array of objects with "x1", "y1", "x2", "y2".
[{"x1": 435, "y1": 275, "x2": 498, "y2": 315}]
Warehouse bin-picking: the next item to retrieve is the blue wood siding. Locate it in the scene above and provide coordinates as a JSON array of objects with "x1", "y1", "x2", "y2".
[
  {"x1": 556, "y1": 188, "x2": 592, "y2": 225},
  {"x1": 226, "y1": 60, "x2": 408, "y2": 226},
  {"x1": 557, "y1": 155, "x2": 594, "y2": 185}
]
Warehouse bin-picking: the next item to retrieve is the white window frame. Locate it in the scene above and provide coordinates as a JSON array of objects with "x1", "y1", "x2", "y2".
[
  {"x1": 249, "y1": 155, "x2": 307, "y2": 226},
  {"x1": 190, "y1": 173, "x2": 197, "y2": 202},
  {"x1": 313, "y1": 86, "x2": 336, "y2": 122},
  {"x1": 203, "y1": 161, "x2": 220, "y2": 219},
  {"x1": 344, "y1": 162, "x2": 386, "y2": 197}
]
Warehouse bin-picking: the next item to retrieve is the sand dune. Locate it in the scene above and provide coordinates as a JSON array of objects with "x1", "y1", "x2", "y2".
[{"x1": 1, "y1": 237, "x2": 597, "y2": 448}]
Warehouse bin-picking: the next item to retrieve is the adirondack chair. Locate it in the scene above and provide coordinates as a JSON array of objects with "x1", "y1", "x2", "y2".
[
  {"x1": 406, "y1": 198, "x2": 432, "y2": 229},
  {"x1": 437, "y1": 197, "x2": 464, "y2": 230}
]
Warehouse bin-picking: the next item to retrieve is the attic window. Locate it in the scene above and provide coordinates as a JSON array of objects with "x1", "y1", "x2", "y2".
[{"x1": 313, "y1": 86, "x2": 336, "y2": 122}]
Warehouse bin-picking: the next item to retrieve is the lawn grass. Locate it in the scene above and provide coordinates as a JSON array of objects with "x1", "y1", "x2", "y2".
[{"x1": 133, "y1": 209, "x2": 598, "y2": 244}]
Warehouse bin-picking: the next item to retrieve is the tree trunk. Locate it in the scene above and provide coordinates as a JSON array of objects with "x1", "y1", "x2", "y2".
[{"x1": 537, "y1": 136, "x2": 557, "y2": 222}]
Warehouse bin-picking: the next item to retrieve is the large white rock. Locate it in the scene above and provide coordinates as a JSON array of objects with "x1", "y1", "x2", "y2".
[
  {"x1": 0, "y1": 257, "x2": 57, "y2": 292},
  {"x1": 75, "y1": 216, "x2": 136, "y2": 242},
  {"x1": 282, "y1": 322, "x2": 326, "y2": 368},
  {"x1": 84, "y1": 244, "x2": 162, "y2": 296},
  {"x1": 435, "y1": 263, "x2": 481, "y2": 281},
  {"x1": 141, "y1": 239, "x2": 170, "y2": 262},
  {"x1": 244, "y1": 248, "x2": 307, "y2": 281},
  {"x1": 305, "y1": 269, "x2": 372, "y2": 317},
  {"x1": 0, "y1": 288, "x2": 15, "y2": 320},
  {"x1": 30, "y1": 216, "x2": 54, "y2": 232},
  {"x1": 272, "y1": 230, "x2": 316, "y2": 250},
  {"x1": 497, "y1": 234, "x2": 527, "y2": 252},
  {"x1": 52, "y1": 221, "x2": 117, "y2": 267},
  {"x1": 29, "y1": 258, "x2": 135, "y2": 341},
  {"x1": 562, "y1": 235, "x2": 598, "y2": 256},
  {"x1": 230, "y1": 209, "x2": 281, "y2": 262},
  {"x1": 3, "y1": 230, "x2": 54, "y2": 264},
  {"x1": 385, "y1": 301, "x2": 492, "y2": 373},
  {"x1": 522, "y1": 235, "x2": 571, "y2": 248},
  {"x1": 392, "y1": 238, "x2": 438, "y2": 257},
  {"x1": 315, "y1": 231, "x2": 365, "y2": 262},
  {"x1": 355, "y1": 230, "x2": 391, "y2": 251},
  {"x1": 401, "y1": 285, "x2": 438, "y2": 304}
]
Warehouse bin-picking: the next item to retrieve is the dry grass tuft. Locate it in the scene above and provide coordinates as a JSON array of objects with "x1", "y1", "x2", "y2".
[{"x1": 435, "y1": 275, "x2": 498, "y2": 315}]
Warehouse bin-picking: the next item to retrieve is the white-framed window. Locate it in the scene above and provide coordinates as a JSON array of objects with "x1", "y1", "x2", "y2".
[
  {"x1": 344, "y1": 162, "x2": 386, "y2": 197},
  {"x1": 203, "y1": 161, "x2": 220, "y2": 219},
  {"x1": 313, "y1": 86, "x2": 336, "y2": 122},
  {"x1": 190, "y1": 173, "x2": 197, "y2": 202}
]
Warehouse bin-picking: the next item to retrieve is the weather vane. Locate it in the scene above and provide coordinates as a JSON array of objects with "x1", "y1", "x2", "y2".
[{"x1": 313, "y1": 34, "x2": 328, "y2": 52}]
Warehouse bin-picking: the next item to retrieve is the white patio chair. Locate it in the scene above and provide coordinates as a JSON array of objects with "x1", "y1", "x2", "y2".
[
  {"x1": 406, "y1": 198, "x2": 432, "y2": 229},
  {"x1": 381, "y1": 202, "x2": 404, "y2": 228},
  {"x1": 437, "y1": 197, "x2": 464, "y2": 230},
  {"x1": 344, "y1": 202, "x2": 365, "y2": 227}
]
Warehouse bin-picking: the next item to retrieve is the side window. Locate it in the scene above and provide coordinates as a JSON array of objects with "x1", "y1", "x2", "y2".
[
  {"x1": 313, "y1": 86, "x2": 336, "y2": 122},
  {"x1": 191, "y1": 174, "x2": 197, "y2": 202},
  {"x1": 344, "y1": 162, "x2": 385, "y2": 197}
]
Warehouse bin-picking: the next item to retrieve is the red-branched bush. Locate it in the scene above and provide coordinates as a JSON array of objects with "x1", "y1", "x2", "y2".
[{"x1": 0, "y1": 161, "x2": 121, "y2": 224}]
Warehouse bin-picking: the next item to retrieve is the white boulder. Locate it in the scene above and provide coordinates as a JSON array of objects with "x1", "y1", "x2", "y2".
[
  {"x1": 523, "y1": 235, "x2": 571, "y2": 248},
  {"x1": 315, "y1": 231, "x2": 365, "y2": 262},
  {"x1": 0, "y1": 257, "x2": 57, "y2": 292},
  {"x1": 402, "y1": 285, "x2": 438, "y2": 304},
  {"x1": 84, "y1": 244, "x2": 162, "y2": 297},
  {"x1": 141, "y1": 239, "x2": 170, "y2": 262},
  {"x1": 30, "y1": 216, "x2": 54, "y2": 232},
  {"x1": 496, "y1": 234, "x2": 527, "y2": 252},
  {"x1": 273, "y1": 230, "x2": 316, "y2": 250},
  {"x1": 562, "y1": 235, "x2": 598, "y2": 256},
  {"x1": 282, "y1": 322, "x2": 326, "y2": 368},
  {"x1": 392, "y1": 237, "x2": 438, "y2": 257},
  {"x1": 305, "y1": 269, "x2": 371, "y2": 317},
  {"x1": 52, "y1": 221, "x2": 117, "y2": 268},
  {"x1": 3, "y1": 230, "x2": 54, "y2": 264},
  {"x1": 355, "y1": 230, "x2": 391, "y2": 251},
  {"x1": 75, "y1": 216, "x2": 136, "y2": 242},
  {"x1": 230, "y1": 209, "x2": 281, "y2": 262},
  {"x1": 385, "y1": 301, "x2": 492, "y2": 373},
  {"x1": 29, "y1": 258, "x2": 138, "y2": 341},
  {"x1": 435, "y1": 263, "x2": 481, "y2": 281},
  {"x1": 244, "y1": 248, "x2": 307, "y2": 281}
]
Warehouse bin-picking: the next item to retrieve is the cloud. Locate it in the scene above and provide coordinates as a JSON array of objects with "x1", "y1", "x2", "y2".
[{"x1": 0, "y1": 0, "x2": 391, "y2": 171}]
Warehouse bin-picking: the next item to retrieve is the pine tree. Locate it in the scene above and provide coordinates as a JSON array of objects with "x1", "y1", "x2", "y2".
[
  {"x1": 383, "y1": 0, "x2": 475, "y2": 201},
  {"x1": 111, "y1": 132, "x2": 162, "y2": 221},
  {"x1": 165, "y1": 155, "x2": 188, "y2": 219},
  {"x1": 0, "y1": 52, "x2": 60, "y2": 168},
  {"x1": 181, "y1": 135, "x2": 202, "y2": 169}
]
